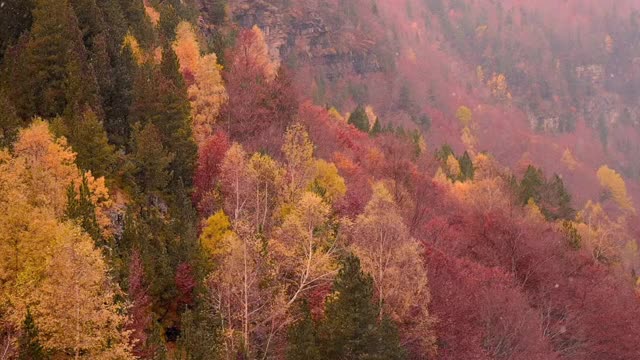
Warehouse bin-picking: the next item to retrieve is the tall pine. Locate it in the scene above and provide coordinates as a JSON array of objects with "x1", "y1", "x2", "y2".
[{"x1": 318, "y1": 255, "x2": 406, "y2": 359}]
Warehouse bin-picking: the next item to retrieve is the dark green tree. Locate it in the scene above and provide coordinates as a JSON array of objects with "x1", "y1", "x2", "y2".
[
  {"x1": 158, "y1": 4, "x2": 180, "y2": 42},
  {"x1": 177, "y1": 306, "x2": 222, "y2": 360},
  {"x1": 65, "y1": 172, "x2": 102, "y2": 242},
  {"x1": 519, "y1": 165, "x2": 544, "y2": 205},
  {"x1": 15, "y1": 0, "x2": 98, "y2": 120},
  {"x1": 0, "y1": 0, "x2": 35, "y2": 60},
  {"x1": 348, "y1": 105, "x2": 370, "y2": 132},
  {"x1": 129, "y1": 122, "x2": 174, "y2": 196},
  {"x1": 540, "y1": 174, "x2": 575, "y2": 220},
  {"x1": 62, "y1": 109, "x2": 116, "y2": 178},
  {"x1": 435, "y1": 144, "x2": 455, "y2": 162},
  {"x1": 458, "y1": 151, "x2": 474, "y2": 181},
  {"x1": 18, "y1": 309, "x2": 48, "y2": 360},
  {"x1": 287, "y1": 302, "x2": 321, "y2": 360},
  {"x1": 318, "y1": 255, "x2": 406, "y2": 360},
  {"x1": 206, "y1": 0, "x2": 228, "y2": 25}
]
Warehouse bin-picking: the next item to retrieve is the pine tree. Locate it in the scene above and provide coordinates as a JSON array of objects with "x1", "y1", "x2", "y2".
[
  {"x1": 65, "y1": 173, "x2": 102, "y2": 243},
  {"x1": 63, "y1": 109, "x2": 116, "y2": 178},
  {"x1": 318, "y1": 255, "x2": 405, "y2": 359},
  {"x1": 458, "y1": 151, "x2": 474, "y2": 181},
  {"x1": 177, "y1": 306, "x2": 222, "y2": 360},
  {"x1": 519, "y1": 165, "x2": 544, "y2": 205},
  {"x1": 0, "y1": 0, "x2": 35, "y2": 60},
  {"x1": 129, "y1": 122, "x2": 175, "y2": 197},
  {"x1": 17, "y1": 0, "x2": 98, "y2": 119},
  {"x1": 348, "y1": 105, "x2": 370, "y2": 132},
  {"x1": 0, "y1": 89, "x2": 22, "y2": 147},
  {"x1": 18, "y1": 309, "x2": 48, "y2": 360},
  {"x1": 287, "y1": 302, "x2": 321, "y2": 360}
]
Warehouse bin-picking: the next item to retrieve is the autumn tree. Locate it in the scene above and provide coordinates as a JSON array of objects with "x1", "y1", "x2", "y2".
[
  {"x1": 351, "y1": 183, "x2": 436, "y2": 356},
  {"x1": 126, "y1": 249, "x2": 153, "y2": 358},
  {"x1": 33, "y1": 224, "x2": 133, "y2": 359},
  {"x1": 597, "y1": 165, "x2": 635, "y2": 213}
]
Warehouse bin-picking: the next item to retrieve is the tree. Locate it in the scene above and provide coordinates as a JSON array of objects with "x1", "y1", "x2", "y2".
[
  {"x1": 177, "y1": 306, "x2": 222, "y2": 360},
  {"x1": 455, "y1": 105, "x2": 473, "y2": 127},
  {"x1": 458, "y1": 151, "x2": 475, "y2": 181},
  {"x1": 188, "y1": 53, "x2": 228, "y2": 144},
  {"x1": 33, "y1": 224, "x2": 133, "y2": 359},
  {"x1": 286, "y1": 302, "x2": 320, "y2": 360},
  {"x1": 61, "y1": 108, "x2": 115, "y2": 179},
  {"x1": 351, "y1": 183, "x2": 436, "y2": 356},
  {"x1": 129, "y1": 122, "x2": 175, "y2": 197},
  {"x1": 348, "y1": 105, "x2": 370, "y2": 132},
  {"x1": 597, "y1": 165, "x2": 635, "y2": 213},
  {"x1": 0, "y1": 90, "x2": 22, "y2": 148},
  {"x1": 193, "y1": 131, "x2": 230, "y2": 216},
  {"x1": 18, "y1": 309, "x2": 47, "y2": 360},
  {"x1": 317, "y1": 254, "x2": 405, "y2": 360},
  {"x1": 65, "y1": 173, "x2": 102, "y2": 242},
  {"x1": 0, "y1": 0, "x2": 34, "y2": 60},
  {"x1": 126, "y1": 249, "x2": 153, "y2": 358},
  {"x1": 311, "y1": 160, "x2": 347, "y2": 204},
  {"x1": 282, "y1": 123, "x2": 316, "y2": 204},
  {"x1": 14, "y1": 0, "x2": 98, "y2": 120}
]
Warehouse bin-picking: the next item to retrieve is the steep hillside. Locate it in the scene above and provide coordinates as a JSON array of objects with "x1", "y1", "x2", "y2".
[{"x1": 2, "y1": 0, "x2": 640, "y2": 359}]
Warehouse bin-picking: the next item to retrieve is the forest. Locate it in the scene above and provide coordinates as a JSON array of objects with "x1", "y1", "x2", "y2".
[{"x1": 1, "y1": 0, "x2": 640, "y2": 359}]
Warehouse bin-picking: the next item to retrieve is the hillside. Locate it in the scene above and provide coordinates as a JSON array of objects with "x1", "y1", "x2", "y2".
[{"x1": 1, "y1": 0, "x2": 640, "y2": 359}]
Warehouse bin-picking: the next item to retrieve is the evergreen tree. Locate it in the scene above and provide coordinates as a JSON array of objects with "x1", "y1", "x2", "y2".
[
  {"x1": 287, "y1": 302, "x2": 321, "y2": 360},
  {"x1": 541, "y1": 174, "x2": 575, "y2": 220},
  {"x1": 18, "y1": 309, "x2": 48, "y2": 360},
  {"x1": 0, "y1": 0, "x2": 35, "y2": 60},
  {"x1": 519, "y1": 165, "x2": 544, "y2": 205},
  {"x1": 129, "y1": 122, "x2": 175, "y2": 197},
  {"x1": 16, "y1": 0, "x2": 98, "y2": 120},
  {"x1": 348, "y1": 105, "x2": 370, "y2": 132},
  {"x1": 63, "y1": 109, "x2": 116, "y2": 178},
  {"x1": 158, "y1": 4, "x2": 180, "y2": 42},
  {"x1": 318, "y1": 255, "x2": 406, "y2": 360},
  {"x1": 206, "y1": 0, "x2": 228, "y2": 25},
  {"x1": 458, "y1": 151, "x2": 474, "y2": 181},
  {"x1": 177, "y1": 306, "x2": 222, "y2": 360},
  {"x1": 104, "y1": 44, "x2": 136, "y2": 147},
  {"x1": 0, "y1": 89, "x2": 22, "y2": 147},
  {"x1": 65, "y1": 173, "x2": 102, "y2": 243}
]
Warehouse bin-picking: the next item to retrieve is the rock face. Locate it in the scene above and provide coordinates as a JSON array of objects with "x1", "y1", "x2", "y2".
[{"x1": 227, "y1": 0, "x2": 388, "y2": 81}]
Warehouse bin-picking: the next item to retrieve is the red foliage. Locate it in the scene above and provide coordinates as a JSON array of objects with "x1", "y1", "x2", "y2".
[
  {"x1": 426, "y1": 247, "x2": 558, "y2": 360},
  {"x1": 126, "y1": 250, "x2": 153, "y2": 358},
  {"x1": 193, "y1": 131, "x2": 230, "y2": 217},
  {"x1": 220, "y1": 29, "x2": 297, "y2": 154},
  {"x1": 175, "y1": 262, "x2": 196, "y2": 309}
]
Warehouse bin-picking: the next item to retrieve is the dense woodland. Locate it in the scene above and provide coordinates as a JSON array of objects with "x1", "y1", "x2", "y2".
[{"x1": 2, "y1": 0, "x2": 640, "y2": 359}]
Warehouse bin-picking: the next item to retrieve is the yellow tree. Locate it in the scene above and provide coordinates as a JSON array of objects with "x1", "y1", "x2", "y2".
[
  {"x1": 351, "y1": 182, "x2": 436, "y2": 356},
  {"x1": 248, "y1": 152, "x2": 283, "y2": 232},
  {"x1": 455, "y1": 105, "x2": 473, "y2": 127},
  {"x1": 173, "y1": 21, "x2": 201, "y2": 76},
  {"x1": 33, "y1": 224, "x2": 133, "y2": 359},
  {"x1": 597, "y1": 165, "x2": 635, "y2": 213},
  {"x1": 189, "y1": 53, "x2": 228, "y2": 143},
  {"x1": 312, "y1": 159, "x2": 347, "y2": 204},
  {"x1": 281, "y1": 123, "x2": 316, "y2": 204}
]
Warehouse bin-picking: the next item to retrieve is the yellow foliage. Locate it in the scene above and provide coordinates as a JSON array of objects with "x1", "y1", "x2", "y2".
[
  {"x1": 461, "y1": 126, "x2": 477, "y2": 153},
  {"x1": 201, "y1": 211, "x2": 234, "y2": 257},
  {"x1": 251, "y1": 25, "x2": 278, "y2": 81},
  {"x1": 526, "y1": 198, "x2": 545, "y2": 221},
  {"x1": 596, "y1": 165, "x2": 635, "y2": 213},
  {"x1": 312, "y1": 159, "x2": 347, "y2": 203},
  {"x1": 488, "y1": 73, "x2": 510, "y2": 100},
  {"x1": 445, "y1": 154, "x2": 461, "y2": 178},
  {"x1": 189, "y1": 53, "x2": 228, "y2": 144},
  {"x1": 561, "y1": 148, "x2": 579, "y2": 171},
  {"x1": 455, "y1": 106, "x2": 473, "y2": 127},
  {"x1": 173, "y1": 21, "x2": 201, "y2": 75},
  {"x1": 34, "y1": 225, "x2": 133, "y2": 358},
  {"x1": 327, "y1": 107, "x2": 345, "y2": 122},
  {"x1": 122, "y1": 33, "x2": 144, "y2": 65}
]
